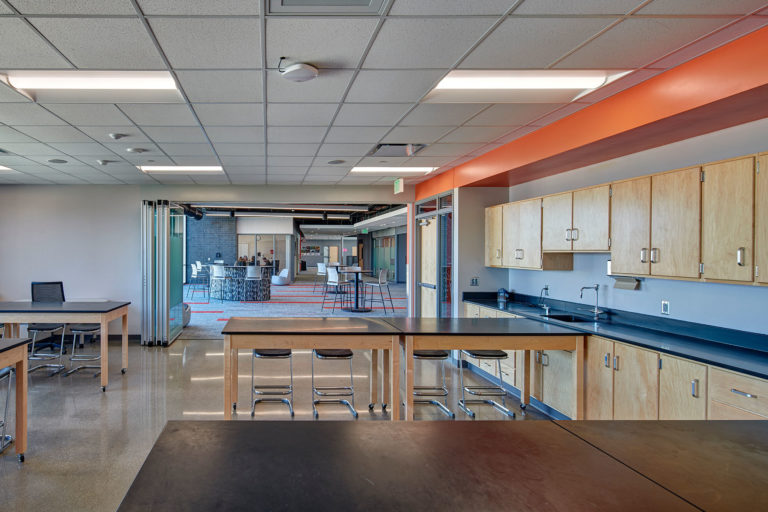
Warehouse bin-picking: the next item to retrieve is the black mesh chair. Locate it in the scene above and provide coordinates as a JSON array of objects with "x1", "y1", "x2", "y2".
[
  {"x1": 412, "y1": 350, "x2": 455, "y2": 418},
  {"x1": 458, "y1": 349, "x2": 515, "y2": 419},
  {"x1": 250, "y1": 349, "x2": 294, "y2": 417},
  {"x1": 27, "y1": 282, "x2": 67, "y2": 375},
  {"x1": 0, "y1": 366, "x2": 13, "y2": 454},
  {"x1": 311, "y1": 349, "x2": 357, "y2": 419}
]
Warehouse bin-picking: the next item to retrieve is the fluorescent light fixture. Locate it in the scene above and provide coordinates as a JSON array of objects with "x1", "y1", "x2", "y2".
[
  {"x1": 0, "y1": 165, "x2": 18, "y2": 174},
  {"x1": 139, "y1": 165, "x2": 224, "y2": 175},
  {"x1": 351, "y1": 167, "x2": 436, "y2": 175},
  {"x1": 1, "y1": 71, "x2": 183, "y2": 103},
  {"x1": 234, "y1": 212, "x2": 349, "y2": 220}
]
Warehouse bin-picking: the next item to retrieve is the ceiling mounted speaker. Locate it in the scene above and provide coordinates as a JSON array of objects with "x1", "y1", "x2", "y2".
[{"x1": 280, "y1": 63, "x2": 319, "y2": 83}]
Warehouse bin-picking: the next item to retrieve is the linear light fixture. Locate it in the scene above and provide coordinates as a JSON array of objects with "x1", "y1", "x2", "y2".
[
  {"x1": 139, "y1": 165, "x2": 224, "y2": 175},
  {"x1": 350, "y1": 167, "x2": 437, "y2": 175},
  {"x1": 235, "y1": 212, "x2": 350, "y2": 220},
  {"x1": 0, "y1": 165, "x2": 18, "y2": 174},
  {"x1": 1, "y1": 71, "x2": 183, "y2": 103}
]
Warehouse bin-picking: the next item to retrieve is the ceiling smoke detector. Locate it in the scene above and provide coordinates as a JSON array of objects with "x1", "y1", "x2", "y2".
[{"x1": 280, "y1": 62, "x2": 319, "y2": 83}]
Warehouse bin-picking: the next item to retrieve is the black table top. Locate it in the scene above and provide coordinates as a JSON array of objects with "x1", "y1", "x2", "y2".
[
  {"x1": 383, "y1": 316, "x2": 583, "y2": 336},
  {"x1": 0, "y1": 337, "x2": 31, "y2": 353},
  {"x1": 222, "y1": 316, "x2": 400, "y2": 335},
  {"x1": 118, "y1": 421, "x2": 698, "y2": 512},
  {"x1": 0, "y1": 301, "x2": 131, "y2": 314}
]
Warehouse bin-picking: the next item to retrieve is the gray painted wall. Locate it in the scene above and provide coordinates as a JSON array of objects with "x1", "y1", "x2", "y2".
[{"x1": 186, "y1": 215, "x2": 237, "y2": 271}]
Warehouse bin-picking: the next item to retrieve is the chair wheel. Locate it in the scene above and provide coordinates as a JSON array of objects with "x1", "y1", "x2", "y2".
[
  {"x1": 121, "y1": 368, "x2": 126, "y2": 374},
  {"x1": 18, "y1": 454, "x2": 24, "y2": 463},
  {"x1": 368, "y1": 403, "x2": 375, "y2": 410}
]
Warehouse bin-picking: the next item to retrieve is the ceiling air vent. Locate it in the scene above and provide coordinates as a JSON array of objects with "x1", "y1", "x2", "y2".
[
  {"x1": 367, "y1": 144, "x2": 426, "y2": 158},
  {"x1": 268, "y1": 0, "x2": 385, "y2": 15}
]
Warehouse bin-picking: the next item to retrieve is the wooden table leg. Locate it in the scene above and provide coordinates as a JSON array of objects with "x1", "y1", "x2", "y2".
[
  {"x1": 224, "y1": 335, "x2": 232, "y2": 420},
  {"x1": 404, "y1": 335, "x2": 414, "y2": 421},
  {"x1": 369, "y1": 349, "x2": 379, "y2": 408},
  {"x1": 100, "y1": 316, "x2": 109, "y2": 391},
  {"x1": 521, "y1": 350, "x2": 531, "y2": 408},
  {"x1": 121, "y1": 313, "x2": 128, "y2": 375},
  {"x1": 2, "y1": 323, "x2": 9, "y2": 337},
  {"x1": 15, "y1": 348, "x2": 27, "y2": 459},
  {"x1": 383, "y1": 349, "x2": 390, "y2": 410},
  {"x1": 389, "y1": 335, "x2": 400, "y2": 421},
  {"x1": 231, "y1": 343, "x2": 239, "y2": 412},
  {"x1": 574, "y1": 336, "x2": 585, "y2": 420},
  {"x1": 12, "y1": 323, "x2": 20, "y2": 338}
]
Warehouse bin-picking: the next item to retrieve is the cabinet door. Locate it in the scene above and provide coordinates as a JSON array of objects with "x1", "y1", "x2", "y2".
[
  {"x1": 659, "y1": 355, "x2": 707, "y2": 420},
  {"x1": 531, "y1": 351, "x2": 544, "y2": 401},
  {"x1": 479, "y1": 307, "x2": 498, "y2": 318},
  {"x1": 610, "y1": 177, "x2": 651, "y2": 276},
  {"x1": 585, "y1": 336, "x2": 614, "y2": 420},
  {"x1": 702, "y1": 157, "x2": 754, "y2": 281},
  {"x1": 464, "y1": 303, "x2": 480, "y2": 318},
  {"x1": 501, "y1": 202, "x2": 519, "y2": 267},
  {"x1": 757, "y1": 154, "x2": 767, "y2": 284},
  {"x1": 613, "y1": 343, "x2": 659, "y2": 420},
  {"x1": 542, "y1": 192, "x2": 572, "y2": 251},
  {"x1": 651, "y1": 167, "x2": 701, "y2": 278},
  {"x1": 517, "y1": 198, "x2": 542, "y2": 269},
  {"x1": 572, "y1": 185, "x2": 610, "y2": 251},
  {"x1": 541, "y1": 350, "x2": 574, "y2": 418},
  {"x1": 484, "y1": 205, "x2": 503, "y2": 267}
]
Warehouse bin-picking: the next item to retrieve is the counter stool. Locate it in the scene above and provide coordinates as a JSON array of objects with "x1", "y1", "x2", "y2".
[
  {"x1": 250, "y1": 349, "x2": 294, "y2": 417},
  {"x1": 312, "y1": 349, "x2": 357, "y2": 419},
  {"x1": 321, "y1": 268, "x2": 351, "y2": 313},
  {"x1": 28, "y1": 324, "x2": 66, "y2": 375},
  {"x1": 365, "y1": 269, "x2": 395, "y2": 314},
  {"x1": 64, "y1": 324, "x2": 101, "y2": 377},
  {"x1": 0, "y1": 366, "x2": 13, "y2": 454},
  {"x1": 458, "y1": 350, "x2": 515, "y2": 419},
  {"x1": 413, "y1": 350, "x2": 455, "y2": 418}
]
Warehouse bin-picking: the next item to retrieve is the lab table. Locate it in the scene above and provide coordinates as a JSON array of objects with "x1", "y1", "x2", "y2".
[{"x1": 0, "y1": 337, "x2": 31, "y2": 462}]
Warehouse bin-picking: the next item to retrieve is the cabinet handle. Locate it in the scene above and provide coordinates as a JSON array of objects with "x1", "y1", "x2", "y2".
[
  {"x1": 737, "y1": 247, "x2": 746, "y2": 267},
  {"x1": 640, "y1": 248, "x2": 648, "y2": 263},
  {"x1": 571, "y1": 228, "x2": 579, "y2": 241},
  {"x1": 691, "y1": 379, "x2": 699, "y2": 398},
  {"x1": 534, "y1": 351, "x2": 540, "y2": 364},
  {"x1": 517, "y1": 249, "x2": 524, "y2": 260},
  {"x1": 565, "y1": 229, "x2": 572, "y2": 241},
  {"x1": 541, "y1": 353, "x2": 549, "y2": 366},
  {"x1": 604, "y1": 352, "x2": 611, "y2": 368},
  {"x1": 613, "y1": 355, "x2": 619, "y2": 371},
  {"x1": 650, "y1": 248, "x2": 659, "y2": 264},
  {"x1": 731, "y1": 388, "x2": 757, "y2": 399},
  {"x1": 495, "y1": 248, "x2": 501, "y2": 260}
]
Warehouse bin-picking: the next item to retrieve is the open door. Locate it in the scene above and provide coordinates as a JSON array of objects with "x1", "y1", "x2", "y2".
[{"x1": 419, "y1": 216, "x2": 437, "y2": 317}]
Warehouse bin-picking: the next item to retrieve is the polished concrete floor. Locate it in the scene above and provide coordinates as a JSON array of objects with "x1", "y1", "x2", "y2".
[{"x1": 0, "y1": 338, "x2": 546, "y2": 511}]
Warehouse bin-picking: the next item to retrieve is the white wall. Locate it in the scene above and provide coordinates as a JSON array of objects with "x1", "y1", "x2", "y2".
[
  {"x1": 236, "y1": 216, "x2": 294, "y2": 235},
  {"x1": 503, "y1": 118, "x2": 768, "y2": 334}
]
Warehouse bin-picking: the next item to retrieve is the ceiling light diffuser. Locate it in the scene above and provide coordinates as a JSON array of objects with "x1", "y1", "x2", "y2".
[
  {"x1": 138, "y1": 166, "x2": 224, "y2": 175},
  {"x1": 350, "y1": 167, "x2": 436, "y2": 175},
  {"x1": 0, "y1": 165, "x2": 18, "y2": 174}
]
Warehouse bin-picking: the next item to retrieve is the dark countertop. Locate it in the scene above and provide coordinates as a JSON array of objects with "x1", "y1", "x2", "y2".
[
  {"x1": 383, "y1": 316, "x2": 582, "y2": 336},
  {"x1": 222, "y1": 316, "x2": 400, "y2": 335},
  {"x1": 0, "y1": 301, "x2": 131, "y2": 314},
  {"x1": 118, "y1": 421, "x2": 698, "y2": 512},
  {"x1": 0, "y1": 337, "x2": 31, "y2": 353},
  {"x1": 464, "y1": 297, "x2": 768, "y2": 379}
]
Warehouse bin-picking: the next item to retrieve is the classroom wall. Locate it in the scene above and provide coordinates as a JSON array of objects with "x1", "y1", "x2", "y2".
[{"x1": 187, "y1": 215, "x2": 237, "y2": 268}]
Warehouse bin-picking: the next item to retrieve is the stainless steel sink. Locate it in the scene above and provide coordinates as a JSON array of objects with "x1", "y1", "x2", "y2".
[{"x1": 542, "y1": 314, "x2": 591, "y2": 323}]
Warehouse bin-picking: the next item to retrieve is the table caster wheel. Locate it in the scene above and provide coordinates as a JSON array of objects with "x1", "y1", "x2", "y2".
[
  {"x1": 18, "y1": 454, "x2": 24, "y2": 463},
  {"x1": 121, "y1": 368, "x2": 126, "y2": 374},
  {"x1": 250, "y1": 411, "x2": 255, "y2": 417},
  {"x1": 313, "y1": 411, "x2": 319, "y2": 419},
  {"x1": 101, "y1": 386, "x2": 106, "y2": 392},
  {"x1": 520, "y1": 403, "x2": 526, "y2": 410},
  {"x1": 382, "y1": 404, "x2": 388, "y2": 411},
  {"x1": 368, "y1": 403, "x2": 375, "y2": 410}
]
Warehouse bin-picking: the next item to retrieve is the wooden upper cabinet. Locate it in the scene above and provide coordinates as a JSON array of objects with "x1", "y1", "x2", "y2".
[
  {"x1": 610, "y1": 177, "x2": 651, "y2": 276},
  {"x1": 572, "y1": 185, "x2": 610, "y2": 251},
  {"x1": 501, "y1": 202, "x2": 519, "y2": 267},
  {"x1": 659, "y1": 355, "x2": 707, "y2": 420},
  {"x1": 701, "y1": 156, "x2": 755, "y2": 282},
  {"x1": 542, "y1": 192, "x2": 572, "y2": 251},
  {"x1": 613, "y1": 342, "x2": 659, "y2": 420},
  {"x1": 757, "y1": 154, "x2": 767, "y2": 284},
  {"x1": 484, "y1": 205, "x2": 503, "y2": 267},
  {"x1": 651, "y1": 167, "x2": 701, "y2": 278},
  {"x1": 517, "y1": 199, "x2": 542, "y2": 269}
]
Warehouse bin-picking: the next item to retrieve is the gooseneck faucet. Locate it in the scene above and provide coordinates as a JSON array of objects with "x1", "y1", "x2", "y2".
[
  {"x1": 538, "y1": 285, "x2": 550, "y2": 316},
  {"x1": 580, "y1": 284, "x2": 602, "y2": 320}
]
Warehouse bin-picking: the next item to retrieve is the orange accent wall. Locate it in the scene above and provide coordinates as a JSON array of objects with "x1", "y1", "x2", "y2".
[{"x1": 416, "y1": 25, "x2": 768, "y2": 200}]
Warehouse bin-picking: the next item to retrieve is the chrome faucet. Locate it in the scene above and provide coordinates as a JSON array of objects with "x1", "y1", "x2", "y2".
[
  {"x1": 538, "y1": 285, "x2": 550, "y2": 316},
  {"x1": 579, "y1": 284, "x2": 602, "y2": 320}
]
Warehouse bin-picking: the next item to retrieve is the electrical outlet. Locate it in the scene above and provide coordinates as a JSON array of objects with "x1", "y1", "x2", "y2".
[
  {"x1": 470, "y1": 277, "x2": 479, "y2": 287},
  {"x1": 661, "y1": 300, "x2": 670, "y2": 315}
]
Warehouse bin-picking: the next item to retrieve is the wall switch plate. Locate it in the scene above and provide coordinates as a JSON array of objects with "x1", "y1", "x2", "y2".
[
  {"x1": 661, "y1": 300, "x2": 670, "y2": 315},
  {"x1": 470, "y1": 277, "x2": 479, "y2": 287}
]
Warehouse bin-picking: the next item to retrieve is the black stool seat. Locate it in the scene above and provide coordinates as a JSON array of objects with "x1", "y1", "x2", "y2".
[
  {"x1": 253, "y1": 349, "x2": 291, "y2": 358},
  {"x1": 414, "y1": 350, "x2": 450, "y2": 359},
  {"x1": 27, "y1": 323, "x2": 64, "y2": 331},
  {"x1": 69, "y1": 323, "x2": 100, "y2": 332},
  {"x1": 315, "y1": 349, "x2": 353, "y2": 358},
  {"x1": 462, "y1": 349, "x2": 508, "y2": 359}
]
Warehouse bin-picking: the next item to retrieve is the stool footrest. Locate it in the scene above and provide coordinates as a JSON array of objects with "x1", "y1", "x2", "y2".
[
  {"x1": 414, "y1": 398, "x2": 455, "y2": 419},
  {"x1": 414, "y1": 385, "x2": 449, "y2": 397},
  {"x1": 459, "y1": 399, "x2": 515, "y2": 419}
]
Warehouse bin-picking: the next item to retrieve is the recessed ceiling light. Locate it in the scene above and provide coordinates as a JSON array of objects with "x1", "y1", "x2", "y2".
[
  {"x1": 47, "y1": 158, "x2": 68, "y2": 164},
  {"x1": 350, "y1": 167, "x2": 436, "y2": 175},
  {"x1": 138, "y1": 165, "x2": 224, "y2": 175}
]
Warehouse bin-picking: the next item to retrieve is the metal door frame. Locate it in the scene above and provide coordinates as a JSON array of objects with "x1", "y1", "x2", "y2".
[{"x1": 414, "y1": 192, "x2": 453, "y2": 317}]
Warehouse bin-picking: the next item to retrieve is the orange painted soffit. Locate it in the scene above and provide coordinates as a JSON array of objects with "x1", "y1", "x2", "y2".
[{"x1": 415, "y1": 25, "x2": 768, "y2": 199}]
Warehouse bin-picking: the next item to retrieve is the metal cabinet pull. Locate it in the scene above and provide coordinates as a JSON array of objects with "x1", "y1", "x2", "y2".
[
  {"x1": 731, "y1": 388, "x2": 757, "y2": 399},
  {"x1": 541, "y1": 353, "x2": 549, "y2": 366},
  {"x1": 640, "y1": 248, "x2": 648, "y2": 263},
  {"x1": 604, "y1": 353, "x2": 611, "y2": 368},
  {"x1": 691, "y1": 379, "x2": 699, "y2": 398},
  {"x1": 571, "y1": 228, "x2": 579, "y2": 241},
  {"x1": 495, "y1": 248, "x2": 501, "y2": 260},
  {"x1": 650, "y1": 248, "x2": 659, "y2": 264},
  {"x1": 737, "y1": 247, "x2": 746, "y2": 266},
  {"x1": 613, "y1": 355, "x2": 619, "y2": 371},
  {"x1": 565, "y1": 229, "x2": 572, "y2": 241}
]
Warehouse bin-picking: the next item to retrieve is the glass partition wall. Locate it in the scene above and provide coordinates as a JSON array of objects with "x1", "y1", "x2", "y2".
[{"x1": 237, "y1": 234, "x2": 290, "y2": 274}]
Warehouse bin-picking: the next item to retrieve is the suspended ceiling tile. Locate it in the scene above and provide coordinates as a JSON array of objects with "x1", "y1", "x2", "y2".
[
  {"x1": 10, "y1": 0, "x2": 136, "y2": 14},
  {"x1": 267, "y1": 103, "x2": 337, "y2": 127},
  {"x1": 138, "y1": 0, "x2": 260, "y2": 15},
  {"x1": 266, "y1": 70, "x2": 354, "y2": 103},
  {"x1": 142, "y1": 126, "x2": 208, "y2": 143},
  {"x1": 306, "y1": 166, "x2": 351, "y2": 176},
  {"x1": 0, "y1": 126, "x2": 37, "y2": 143},
  {"x1": 41, "y1": 104, "x2": 133, "y2": 126},
  {"x1": 389, "y1": 0, "x2": 516, "y2": 15},
  {"x1": 223, "y1": 166, "x2": 266, "y2": 175},
  {"x1": 266, "y1": 17, "x2": 378, "y2": 70},
  {"x1": 170, "y1": 155, "x2": 220, "y2": 165},
  {"x1": 312, "y1": 155, "x2": 363, "y2": 167},
  {"x1": 206, "y1": 126, "x2": 264, "y2": 143},
  {"x1": 267, "y1": 175, "x2": 304, "y2": 183},
  {"x1": 325, "y1": 126, "x2": 389, "y2": 143},
  {"x1": 0, "y1": 103, "x2": 68, "y2": 125},
  {"x1": 0, "y1": 155, "x2": 39, "y2": 166},
  {"x1": 364, "y1": 18, "x2": 496, "y2": 69},
  {"x1": 403, "y1": 155, "x2": 456, "y2": 167},
  {"x1": 267, "y1": 143, "x2": 320, "y2": 156},
  {"x1": 150, "y1": 18, "x2": 261, "y2": 69},
  {"x1": 530, "y1": 102, "x2": 590, "y2": 126},
  {"x1": 213, "y1": 143, "x2": 265, "y2": 156},
  {"x1": 578, "y1": 69, "x2": 663, "y2": 103},
  {"x1": 0, "y1": 3, "x2": 11, "y2": 13},
  {"x1": 47, "y1": 142, "x2": 119, "y2": 157},
  {"x1": 176, "y1": 71, "x2": 263, "y2": 103},
  {"x1": 193, "y1": 103, "x2": 263, "y2": 126},
  {"x1": 267, "y1": 126, "x2": 327, "y2": 143},
  {"x1": 267, "y1": 156, "x2": 314, "y2": 167},
  {"x1": 416, "y1": 142, "x2": 486, "y2": 157},
  {"x1": 13, "y1": 125, "x2": 91, "y2": 142},
  {"x1": 346, "y1": 70, "x2": 445, "y2": 102},
  {"x1": 465, "y1": 103, "x2": 564, "y2": 126},
  {"x1": 381, "y1": 125, "x2": 454, "y2": 144},
  {"x1": 0, "y1": 82, "x2": 33, "y2": 103},
  {"x1": 219, "y1": 155, "x2": 266, "y2": 166},
  {"x1": 555, "y1": 17, "x2": 734, "y2": 69},
  {"x1": 334, "y1": 103, "x2": 412, "y2": 126},
  {"x1": 230, "y1": 175, "x2": 266, "y2": 184},
  {"x1": 355, "y1": 156, "x2": 412, "y2": 166},
  {"x1": 514, "y1": 0, "x2": 643, "y2": 15},
  {"x1": 316, "y1": 143, "x2": 375, "y2": 156},
  {"x1": 101, "y1": 141, "x2": 162, "y2": 155},
  {"x1": 158, "y1": 143, "x2": 216, "y2": 156},
  {"x1": 438, "y1": 125, "x2": 512, "y2": 143},
  {"x1": 0, "y1": 18, "x2": 73, "y2": 68},
  {"x1": 0, "y1": 143, "x2": 66, "y2": 156},
  {"x1": 76, "y1": 126, "x2": 149, "y2": 143},
  {"x1": 30, "y1": 18, "x2": 166, "y2": 69},
  {"x1": 400, "y1": 104, "x2": 488, "y2": 126},
  {"x1": 190, "y1": 175, "x2": 231, "y2": 185},
  {"x1": 460, "y1": 17, "x2": 616, "y2": 69},
  {"x1": 119, "y1": 104, "x2": 198, "y2": 126},
  {"x1": 303, "y1": 176, "x2": 342, "y2": 184},
  {"x1": 123, "y1": 154, "x2": 175, "y2": 165},
  {"x1": 638, "y1": 0, "x2": 768, "y2": 15}
]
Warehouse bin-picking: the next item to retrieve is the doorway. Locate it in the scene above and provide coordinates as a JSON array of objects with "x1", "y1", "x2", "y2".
[{"x1": 416, "y1": 193, "x2": 453, "y2": 318}]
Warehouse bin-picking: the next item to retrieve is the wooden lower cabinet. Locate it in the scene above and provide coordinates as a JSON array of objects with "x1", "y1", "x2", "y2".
[
  {"x1": 709, "y1": 400, "x2": 768, "y2": 420},
  {"x1": 708, "y1": 367, "x2": 768, "y2": 419},
  {"x1": 659, "y1": 355, "x2": 707, "y2": 420},
  {"x1": 464, "y1": 303, "x2": 480, "y2": 318},
  {"x1": 585, "y1": 336, "x2": 614, "y2": 419},
  {"x1": 530, "y1": 349, "x2": 574, "y2": 418}
]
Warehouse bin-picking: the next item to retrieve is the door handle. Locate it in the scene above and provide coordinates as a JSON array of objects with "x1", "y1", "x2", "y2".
[
  {"x1": 565, "y1": 229, "x2": 572, "y2": 241},
  {"x1": 613, "y1": 355, "x2": 619, "y2": 371},
  {"x1": 691, "y1": 379, "x2": 699, "y2": 398},
  {"x1": 604, "y1": 352, "x2": 611, "y2": 368},
  {"x1": 650, "y1": 248, "x2": 659, "y2": 263},
  {"x1": 640, "y1": 248, "x2": 648, "y2": 263},
  {"x1": 737, "y1": 247, "x2": 746, "y2": 267}
]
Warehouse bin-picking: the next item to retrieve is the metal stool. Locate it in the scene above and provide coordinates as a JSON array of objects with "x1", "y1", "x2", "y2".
[
  {"x1": 0, "y1": 366, "x2": 13, "y2": 455},
  {"x1": 64, "y1": 324, "x2": 101, "y2": 377},
  {"x1": 458, "y1": 350, "x2": 515, "y2": 419},
  {"x1": 320, "y1": 268, "x2": 351, "y2": 313},
  {"x1": 413, "y1": 350, "x2": 455, "y2": 418},
  {"x1": 28, "y1": 324, "x2": 66, "y2": 375},
  {"x1": 312, "y1": 349, "x2": 357, "y2": 419},
  {"x1": 250, "y1": 349, "x2": 294, "y2": 417}
]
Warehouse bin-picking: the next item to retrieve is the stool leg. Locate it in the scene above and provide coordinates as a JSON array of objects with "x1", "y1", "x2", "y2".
[
  {"x1": 250, "y1": 352, "x2": 255, "y2": 417},
  {"x1": 311, "y1": 352, "x2": 318, "y2": 419},
  {"x1": 458, "y1": 352, "x2": 475, "y2": 418},
  {"x1": 288, "y1": 355, "x2": 295, "y2": 417}
]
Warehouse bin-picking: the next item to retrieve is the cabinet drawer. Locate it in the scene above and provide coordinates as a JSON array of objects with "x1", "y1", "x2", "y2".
[
  {"x1": 710, "y1": 368, "x2": 768, "y2": 417},
  {"x1": 709, "y1": 400, "x2": 768, "y2": 420}
]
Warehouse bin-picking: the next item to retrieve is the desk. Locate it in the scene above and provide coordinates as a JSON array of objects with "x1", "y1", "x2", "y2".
[
  {"x1": 118, "y1": 420, "x2": 706, "y2": 511},
  {"x1": 0, "y1": 301, "x2": 131, "y2": 391},
  {"x1": 0, "y1": 337, "x2": 31, "y2": 462},
  {"x1": 221, "y1": 317, "x2": 401, "y2": 420},
  {"x1": 383, "y1": 317, "x2": 586, "y2": 421}
]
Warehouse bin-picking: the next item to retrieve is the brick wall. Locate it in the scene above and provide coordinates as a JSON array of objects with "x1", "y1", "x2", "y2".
[{"x1": 186, "y1": 216, "x2": 237, "y2": 275}]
